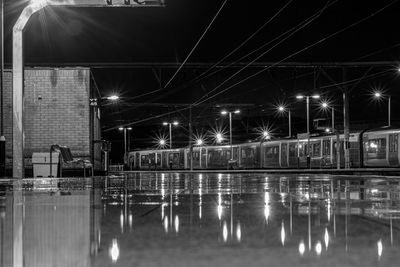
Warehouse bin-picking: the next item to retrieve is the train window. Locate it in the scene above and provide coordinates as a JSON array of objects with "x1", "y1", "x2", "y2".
[
  {"x1": 389, "y1": 135, "x2": 393, "y2": 152},
  {"x1": 395, "y1": 135, "x2": 399, "y2": 152},
  {"x1": 289, "y1": 144, "x2": 296, "y2": 157},
  {"x1": 365, "y1": 138, "x2": 386, "y2": 159},
  {"x1": 323, "y1": 140, "x2": 330, "y2": 156},
  {"x1": 313, "y1": 143, "x2": 321, "y2": 156}
]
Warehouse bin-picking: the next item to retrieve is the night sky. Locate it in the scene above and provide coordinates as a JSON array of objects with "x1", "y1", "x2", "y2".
[{"x1": 4, "y1": 0, "x2": 400, "y2": 162}]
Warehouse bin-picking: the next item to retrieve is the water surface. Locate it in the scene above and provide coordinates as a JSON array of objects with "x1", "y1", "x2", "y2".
[{"x1": 1, "y1": 173, "x2": 400, "y2": 266}]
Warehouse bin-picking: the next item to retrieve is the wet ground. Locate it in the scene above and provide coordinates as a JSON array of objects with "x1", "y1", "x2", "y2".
[{"x1": 1, "y1": 173, "x2": 400, "y2": 266}]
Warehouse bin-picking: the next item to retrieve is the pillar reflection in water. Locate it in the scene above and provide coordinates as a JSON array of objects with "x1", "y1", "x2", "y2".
[{"x1": 7, "y1": 183, "x2": 102, "y2": 267}]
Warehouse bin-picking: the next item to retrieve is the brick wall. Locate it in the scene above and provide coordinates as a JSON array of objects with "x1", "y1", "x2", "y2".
[{"x1": 2, "y1": 67, "x2": 100, "y2": 173}]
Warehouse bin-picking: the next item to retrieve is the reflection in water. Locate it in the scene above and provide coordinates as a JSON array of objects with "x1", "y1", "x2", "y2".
[
  {"x1": 264, "y1": 192, "x2": 270, "y2": 223},
  {"x1": 217, "y1": 193, "x2": 223, "y2": 221},
  {"x1": 3, "y1": 174, "x2": 400, "y2": 266},
  {"x1": 174, "y1": 215, "x2": 180, "y2": 233},
  {"x1": 377, "y1": 239, "x2": 383, "y2": 260},
  {"x1": 222, "y1": 221, "x2": 228, "y2": 243},
  {"x1": 236, "y1": 222, "x2": 241, "y2": 242},
  {"x1": 315, "y1": 241, "x2": 322, "y2": 256},
  {"x1": 324, "y1": 228, "x2": 329, "y2": 250},
  {"x1": 299, "y1": 241, "x2": 306, "y2": 256},
  {"x1": 109, "y1": 238, "x2": 120, "y2": 263},
  {"x1": 120, "y1": 211, "x2": 124, "y2": 233},
  {"x1": 163, "y1": 216, "x2": 169, "y2": 233}
]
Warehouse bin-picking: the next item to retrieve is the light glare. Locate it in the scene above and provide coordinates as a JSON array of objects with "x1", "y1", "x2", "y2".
[{"x1": 107, "y1": 95, "x2": 119, "y2": 101}]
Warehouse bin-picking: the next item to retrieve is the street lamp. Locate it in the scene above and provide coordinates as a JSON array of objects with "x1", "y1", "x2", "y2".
[
  {"x1": 119, "y1": 127, "x2": 132, "y2": 155},
  {"x1": 221, "y1": 109, "x2": 240, "y2": 160},
  {"x1": 163, "y1": 121, "x2": 179, "y2": 148},
  {"x1": 90, "y1": 94, "x2": 120, "y2": 107},
  {"x1": 373, "y1": 91, "x2": 391, "y2": 127},
  {"x1": 277, "y1": 105, "x2": 292, "y2": 137},
  {"x1": 296, "y1": 94, "x2": 320, "y2": 167},
  {"x1": 321, "y1": 102, "x2": 335, "y2": 129}
]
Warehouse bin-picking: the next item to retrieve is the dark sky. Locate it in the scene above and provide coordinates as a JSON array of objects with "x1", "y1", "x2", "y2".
[{"x1": 5, "y1": 0, "x2": 400, "y2": 161}]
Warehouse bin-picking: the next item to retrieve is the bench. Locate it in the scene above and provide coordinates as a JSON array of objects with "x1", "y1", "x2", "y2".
[{"x1": 50, "y1": 145, "x2": 93, "y2": 177}]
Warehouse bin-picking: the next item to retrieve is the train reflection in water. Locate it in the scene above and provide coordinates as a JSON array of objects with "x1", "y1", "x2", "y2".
[
  {"x1": 1, "y1": 174, "x2": 400, "y2": 266},
  {"x1": 100, "y1": 173, "x2": 400, "y2": 259}
]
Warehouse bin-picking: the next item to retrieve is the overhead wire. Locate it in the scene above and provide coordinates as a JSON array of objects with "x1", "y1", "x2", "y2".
[
  {"x1": 192, "y1": 0, "x2": 399, "y2": 107},
  {"x1": 163, "y1": 0, "x2": 228, "y2": 89},
  {"x1": 103, "y1": 0, "x2": 397, "y2": 132},
  {"x1": 192, "y1": 0, "x2": 335, "y2": 106}
]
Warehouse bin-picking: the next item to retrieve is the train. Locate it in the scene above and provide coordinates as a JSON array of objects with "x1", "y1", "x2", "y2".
[{"x1": 124, "y1": 126, "x2": 400, "y2": 170}]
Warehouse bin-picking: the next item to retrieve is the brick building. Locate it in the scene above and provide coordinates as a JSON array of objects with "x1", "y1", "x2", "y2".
[{"x1": 2, "y1": 67, "x2": 102, "y2": 176}]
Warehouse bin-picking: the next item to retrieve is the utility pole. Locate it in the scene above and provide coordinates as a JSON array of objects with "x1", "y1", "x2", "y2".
[
  {"x1": 343, "y1": 68, "x2": 350, "y2": 169},
  {"x1": 189, "y1": 106, "x2": 193, "y2": 171},
  {"x1": 0, "y1": 0, "x2": 5, "y2": 178}
]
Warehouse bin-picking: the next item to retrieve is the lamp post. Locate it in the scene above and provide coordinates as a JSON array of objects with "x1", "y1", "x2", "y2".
[
  {"x1": 118, "y1": 127, "x2": 132, "y2": 155},
  {"x1": 277, "y1": 106, "x2": 292, "y2": 137},
  {"x1": 221, "y1": 109, "x2": 240, "y2": 160},
  {"x1": 296, "y1": 94, "x2": 320, "y2": 168},
  {"x1": 374, "y1": 92, "x2": 391, "y2": 127},
  {"x1": 321, "y1": 102, "x2": 335, "y2": 129},
  {"x1": 163, "y1": 121, "x2": 179, "y2": 148}
]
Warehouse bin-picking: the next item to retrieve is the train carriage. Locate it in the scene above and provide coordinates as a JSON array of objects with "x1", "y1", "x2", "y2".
[
  {"x1": 125, "y1": 126, "x2": 399, "y2": 170},
  {"x1": 363, "y1": 127, "x2": 400, "y2": 167}
]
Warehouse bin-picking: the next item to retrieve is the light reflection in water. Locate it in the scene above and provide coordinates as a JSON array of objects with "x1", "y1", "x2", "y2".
[
  {"x1": 109, "y1": 238, "x2": 120, "y2": 263},
  {"x1": 299, "y1": 241, "x2": 305, "y2": 256},
  {"x1": 120, "y1": 211, "x2": 124, "y2": 233},
  {"x1": 236, "y1": 222, "x2": 241, "y2": 242},
  {"x1": 327, "y1": 199, "x2": 331, "y2": 222},
  {"x1": 223, "y1": 221, "x2": 228, "y2": 243},
  {"x1": 218, "y1": 193, "x2": 223, "y2": 220},
  {"x1": 163, "y1": 216, "x2": 169, "y2": 233},
  {"x1": 129, "y1": 214, "x2": 133, "y2": 230},
  {"x1": 199, "y1": 174, "x2": 203, "y2": 219},
  {"x1": 377, "y1": 239, "x2": 383, "y2": 259},
  {"x1": 264, "y1": 192, "x2": 270, "y2": 223},
  {"x1": 174, "y1": 215, "x2": 180, "y2": 233},
  {"x1": 161, "y1": 173, "x2": 165, "y2": 198},
  {"x1": 315, "y1": 241, "x2": 322, "y2": 256},
  {"x1": 324, "y1": 228, "x2": 329, "y2": 250},
  {"x1": 281, "y1": 221, "x2": 285, "y2": 246}
]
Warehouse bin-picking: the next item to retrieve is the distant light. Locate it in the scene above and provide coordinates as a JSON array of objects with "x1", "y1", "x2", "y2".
[
  {"x1": 174, "y1": 215, "x2": 179, "y2": 233},
  {"x1": 216, "y1": 133, "x2": 223, "y2": 143},
  {"x1": 127, "y1": 127, "x2": 132, "y2": 130},
  {"x1": 118, "y1": 127, "x2": 124, "y2": 131},
  {"x1": 322, "y1": 102, "x2": 328, "y2": 108},
  {"x1": 163, "y1": 122, "x2": 168, "y2": 126},
  {"x1": 312, "y1": 95, "x2": 320, "y2": 99},
  {"x1": 234, "y1": 109, "x2": 240, "y2": 114},
  {"x1": 278, "y1": 106, "x2": 285, "y2": 112},
  {"x1": 374, "y1": 92, "x2": 382, "y2": 98},
  {"x1": 107, "y1": 95, "x2": 119, "y2": 101},
  {"x1": 196, "y1": 139, "x2": 203, "y2": 146},
  {"x1": 296, "y1": 95, "x2": 304, "y2": 99},
  {"x1": 263, "y1": 131, "x2": 270, "y2": 139},
  {"x1": 173, "y1": 121, "x2": 179, "y2": 126},
  {"x1": 159, "y1": 139, "x2": 166, "y2": 146},
  {"x1": 398, "y1": 67, "x2": 400, "y2": 72},
  {"x1": 221, "y1": 110, "x2": 228, "y2": 115},
  {"x1": 325, "y1": 128, "x2": 331, "y2": 133}
]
